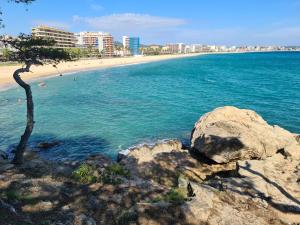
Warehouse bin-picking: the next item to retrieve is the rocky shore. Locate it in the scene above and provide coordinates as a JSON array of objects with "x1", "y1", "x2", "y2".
[{"x1": 1, "y1": 106, "x2": 300, "y2": 225}]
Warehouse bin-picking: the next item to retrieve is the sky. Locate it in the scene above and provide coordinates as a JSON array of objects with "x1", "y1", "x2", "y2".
[{"x1": 1, "y1": 0, "x2": 300, "y2": 45}]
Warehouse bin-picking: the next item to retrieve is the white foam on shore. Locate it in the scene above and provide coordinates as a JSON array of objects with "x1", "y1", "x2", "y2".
[{"x1": 118, "y1": 138, "x2": 179, "y2": 157}]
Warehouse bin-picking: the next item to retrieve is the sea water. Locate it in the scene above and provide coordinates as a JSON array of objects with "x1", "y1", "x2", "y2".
[{"x1": 0, "y1": 52, "x2": 299, "y2": 160}]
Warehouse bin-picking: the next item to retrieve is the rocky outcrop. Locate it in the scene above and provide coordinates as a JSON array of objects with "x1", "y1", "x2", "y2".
[
  {"x1": 1, "y1": 106, "x2": 299, "y2": 225},
  {"x1": 119, "y1": 139, "x2": 236, "y2": 186},
  {"x1": 191, "y1": 106, "x2": 300, "y2": 163},
  {"x1": 118, "y1": 139, "x2": 183, "y2": 162}
]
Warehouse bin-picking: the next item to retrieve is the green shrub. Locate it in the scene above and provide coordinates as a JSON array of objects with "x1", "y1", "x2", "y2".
[
  {"x1": 163, "y1": 188, "x2": 186, "y2": 204},
  {"x1": 5, "y1": 190, "x2": 36, "y2": 204},
  {"x1": 147, "y1": 188, "x2": 186, "y2": 205},
  {"x1": 72, "y1": 163, "x2": 130, "y2": 185},
  {"x1": 5, "y1": 190, "x2": 20, "y2": 201},
  {"x1": 101, "y1": 164, "x2": 130, "y2": 185},
  {"x1": 72, "y1": 163, "x2": 97, "y2": 184}
]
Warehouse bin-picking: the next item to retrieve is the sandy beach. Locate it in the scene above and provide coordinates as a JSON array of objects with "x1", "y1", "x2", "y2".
[{"x1": 0, "y1": 53, "x2": 203, "y2": 90}]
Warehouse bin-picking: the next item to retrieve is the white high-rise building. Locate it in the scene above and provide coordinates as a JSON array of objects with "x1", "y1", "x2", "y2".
[
  {"x1": 122, "y1": 36, "x2": 129, "y2": 49},
  {"x1": 178, "y1": 43, "x2": 185, "y2": 54}
]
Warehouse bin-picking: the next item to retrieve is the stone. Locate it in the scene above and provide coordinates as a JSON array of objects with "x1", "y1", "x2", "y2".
[
  {"x1": 191, "y1": 106, "x2": 300, "y2": 163},
  {"x1": 37, "y1": 141, "x2": 60, "y2": 149},
  {"x1": 182, "y1": 183, "x2": 283, "y2": 225},
  {"x1": 85, "y1": 154, "x2": 113, "y2": 169},
  {"x1": 0, "y1": 163, "x2": 14, "y2": 172},
  {"x1": 118, "y1": 139, "x2": 182, "y2": 163},
  {"x1": 119, "y1": 140, "x2": 189, "y2": 186},
  {"x1": 74, "y1": 214, "x2": 96, "y2": 225},
  {"x1": 216, "y1": 154, "x2": 300, "y2": 224},
  {"x1": 0, "y1": 150, "x2": 8, "y2": 160},
  {"x1": 22, "y1": 201, "x2": 53, "y2": 212}
]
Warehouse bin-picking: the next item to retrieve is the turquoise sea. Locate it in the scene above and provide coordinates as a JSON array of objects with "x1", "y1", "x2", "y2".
[{"x1": 0, "y1": 52, "x2": 300, "y2": 160}]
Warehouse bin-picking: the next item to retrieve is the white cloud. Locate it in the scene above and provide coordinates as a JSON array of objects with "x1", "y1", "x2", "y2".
[
  {"x1": 90, "y1": 4, "x2": 104, "y2": 11},
  {"x1": 73, "y1": 13, "x2": 186, "y2": 31}
]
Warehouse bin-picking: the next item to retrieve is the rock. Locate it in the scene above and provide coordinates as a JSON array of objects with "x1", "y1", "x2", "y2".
[
  {"x1": 118, "y1": 139, "x2": 182, "y2": 162},
  {"x1": 85, "y1": 154, "x2": 113, "y2": 169},
  {"x1": 22, "y1": 201, "x2": 53, "y2": 212},
  {"x1": 119, "y1": 140, "x2": 187, "y2": 186},
  {"x1": 23, "y1": 150, "x2": 40, "y2": 160},
  {"x1": 74, "y1": 214, "x2": 96, "y2": 225},
  {"x1": 37, "y1": 141, "x2": 60, "y2": 149},
  {"x1": 0, "y1": 150, "x2": 8, "y2": 160},
  {"x1": 206, "y1": 153, "x2": 300, "y2": 224},
  {"x1": 178, "y1": 174, "x2": 189, "y2": 189},
  {"x1": 191, "y1": 106, "x2": 300, "y2": 163},
  {"x1": 0, "y1": 199, "x2": 17, "y2": 215},
  {"x1": 294, "y1": 134, "x2": 300, "y2": 144},
  {"x1": 234, "y1": 155, "x2": 300, "y2": 223},
  {"x1": 182, "y1": 183, "x2": 284, "y2": 225},
  {"x1": 0, "y1": 163, "x2": 14, "y2": 172}
]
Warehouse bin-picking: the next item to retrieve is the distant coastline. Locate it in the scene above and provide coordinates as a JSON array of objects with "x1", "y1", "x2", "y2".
[{"x1": 0, "y1": 51, "x2": 298, "y2": 91}]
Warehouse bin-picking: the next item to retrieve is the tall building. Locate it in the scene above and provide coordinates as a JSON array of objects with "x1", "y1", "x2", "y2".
[
  {"x1": 122, "y1": 36, "x2": 129, "y2": 49},
  {"x1": 100, "y1": 34, "x2": 114, "y2": 57},
  {"x1": 164, "y1": 44, "x2": 179, "y2": 54},
  {"x1": 76, "y1": 32, "x2": 114, "y2": 57},
  {"x1": 32, "y1": 25, "x2": 76, "y2": 48},
  {"x1": 178, "y1": 43, "x2": 185, "y2": 54},
  {"x1": 75, "y1": 32, "x2": 102, "y2": 49},
  {"x1": 129, "y1": 37, "x2": 140, "y2": 55}
]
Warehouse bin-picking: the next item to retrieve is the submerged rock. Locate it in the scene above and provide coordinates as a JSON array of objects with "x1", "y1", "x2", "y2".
[
  {"x1": 37, "y1": 141, "x2": 60, "y2": 149},
  {"x1": 191, "y1": 106, "x2": 300, "y2": 163}
]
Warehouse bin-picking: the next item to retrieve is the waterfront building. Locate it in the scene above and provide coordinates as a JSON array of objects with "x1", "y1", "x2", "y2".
[
  {"x1": 100, "y1": 34, "x2": 114, "y2": 57},
  {"x1": 184, "y1": 45, "x2": 191, "y2": 54},
  {"x1": 75, "y1": 32, "x2": 102, "y2": 49},
  {"x1": 32, "y1": 25, "x2": 76, "y2": 48},
  {"x1": 129, "y1": 37, "x2": 140, "y2": 55},
  {"x1": 178, "y1": 43, "x2": 185, "y2": 54},
  {"x1": 164, "y1": 44, "x2": 179, "y2": 54},
  {"x1": 122, "y1": 36, "x2": 130, "y2": 49},
  {"x1": 76, "y1": 32, "x2": 114, "y2": 57}
]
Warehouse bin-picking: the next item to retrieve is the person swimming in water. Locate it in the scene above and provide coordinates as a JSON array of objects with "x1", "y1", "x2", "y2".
[{"x1": 38, "y1": 82, "x2": 46, "y2": 87}]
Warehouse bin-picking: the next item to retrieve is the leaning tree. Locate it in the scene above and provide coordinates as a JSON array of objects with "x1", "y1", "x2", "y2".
[{"x1": 1, "y1": 34, "x2": 71, "y2": 164}]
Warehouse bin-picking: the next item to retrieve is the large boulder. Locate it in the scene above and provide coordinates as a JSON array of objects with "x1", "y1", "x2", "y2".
[
  {"x1": 218, "y1": 154, "x2": 300, "y2": 224},
  {"x1": 191, "y1": 106, "x2": 300, "y2": 163}
]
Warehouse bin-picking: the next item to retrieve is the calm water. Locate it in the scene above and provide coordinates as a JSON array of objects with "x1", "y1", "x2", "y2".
[{"x1": 0, "y1": 52, "x2": 300, "y2": 160}]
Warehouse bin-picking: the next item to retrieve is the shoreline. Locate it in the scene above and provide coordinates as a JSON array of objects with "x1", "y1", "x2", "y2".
[
  {"x1": 0, "y1": 51, "x2": 297, "y2": 92},
  {"x1": 0, "y1": 53, "x2": 204, "y2": 91}
]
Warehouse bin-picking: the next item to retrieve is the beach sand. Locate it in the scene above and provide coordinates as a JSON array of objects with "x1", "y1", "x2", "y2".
[{"x1": 0, "y1": 53, "x2": 203, "y2": 90}]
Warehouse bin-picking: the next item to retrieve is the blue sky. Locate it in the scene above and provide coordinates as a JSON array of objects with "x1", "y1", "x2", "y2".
[{"x1": 1, "y1": 0, "x2": 300, "y2": 45}]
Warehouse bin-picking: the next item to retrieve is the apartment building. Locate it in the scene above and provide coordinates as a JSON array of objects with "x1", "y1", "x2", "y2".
[
  {"x1": 129, "y1": 37, "x2": 140, "y2": 55},
  {"x1": 100, "y1": 34, "x2": 114, "y2": 57},
  {"x1": 76, "y1": 32, "x2": 114, "y2": 57},
  {"x1": 32, "y1": 25, "x2": 76, "y2": 48},
  {"x1": 122, "y1": 36, "x2": 129, "y2": 49}
]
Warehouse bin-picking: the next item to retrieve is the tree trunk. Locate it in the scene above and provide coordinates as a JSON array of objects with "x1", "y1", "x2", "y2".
[{"x1": 12, "y1": 63, "x2": 34, "y2": 164}]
